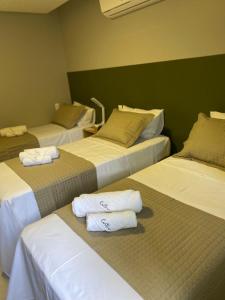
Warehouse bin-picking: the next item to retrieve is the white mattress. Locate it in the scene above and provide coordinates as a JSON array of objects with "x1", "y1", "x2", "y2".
[
  {"x1": 6, "y1": 157, "x2": 225, "y2": 300},
  {"x1": 0, "y1": 135, "x2": 170, "y2": 276},
  {"x1": 28, "y1": 123, "x2": 85, "y2": 147}
]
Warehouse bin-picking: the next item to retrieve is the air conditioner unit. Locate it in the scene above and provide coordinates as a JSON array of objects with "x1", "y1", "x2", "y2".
[{"x1": 99, "y1": 0, "x2": 163, "y2": 19}]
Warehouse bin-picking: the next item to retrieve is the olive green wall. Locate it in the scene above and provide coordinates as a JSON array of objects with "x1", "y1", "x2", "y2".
[
  {"x1": 0, "y1": 11, "x2": 70, "y2": 128},
  {"x1": 68, "y1": 54, "x2": 225, "y2": 152}
]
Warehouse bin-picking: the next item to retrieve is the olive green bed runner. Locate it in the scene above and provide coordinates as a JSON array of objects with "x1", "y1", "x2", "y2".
[
  {"x1": 0, "y1": 133, "x2": 39, "y2": 162},
  {"x1": 6, "y1": 149, "x2": 97, "y2": 217},
  {"x1": 56, "y1": 178, "x2": 225, "y2": 300}
]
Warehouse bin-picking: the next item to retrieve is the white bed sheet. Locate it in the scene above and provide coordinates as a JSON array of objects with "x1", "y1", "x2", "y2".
[
  {"x1": 0, "y1": 135, "x2": 170, "y2": 276},
  {"x1": 28, "y1": 123, "x2": 85, "y2": 147},
  {"x1": 132, "y1": 157, "x2": 225, "y2": 219},
  {"x1": 7, "y1": 157, "x2": 225, "y2": 300}
]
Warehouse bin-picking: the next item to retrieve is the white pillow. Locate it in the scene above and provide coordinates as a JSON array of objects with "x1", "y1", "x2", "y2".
[
  {"x1": 118, "y1": 105, "x2": 164, "y2": 139},
  {"x1": 210, "y1": 111, "x2": 225, "y2": 120},
  {"x1": 73, "y1": 101, "x2": 95, "y2": 127}
]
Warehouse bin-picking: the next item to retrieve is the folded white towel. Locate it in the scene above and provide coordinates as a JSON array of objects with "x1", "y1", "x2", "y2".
[
  {"x1": 87, "y1": 211, "x2": 137, "y2": 232},
  {"x1": 19, "y1": 152, "x2": 52, "y2": 166},
  {"x1": 24, "y1": 146, "x2": 59, "y2": 159},
  {"x1": 73, "y1": 190, "x2": 142, "y2": 217},
  {"x1": 0, "y1": 125, "x2": 27, "y2": 137}
]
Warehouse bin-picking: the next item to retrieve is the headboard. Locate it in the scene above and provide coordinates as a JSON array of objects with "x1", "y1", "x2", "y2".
[{"x1": 68, "y1": 54, "x2": 225, "y2": 152}]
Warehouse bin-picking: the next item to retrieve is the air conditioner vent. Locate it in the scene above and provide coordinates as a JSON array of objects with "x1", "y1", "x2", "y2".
[{"x1": 99, "y1": 0, "x2": 163, "y2": 19}]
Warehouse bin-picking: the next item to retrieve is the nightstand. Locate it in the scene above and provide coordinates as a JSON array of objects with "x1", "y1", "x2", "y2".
[{"x1": 83, "y1": 126, "x2": 99, "y2": 137}]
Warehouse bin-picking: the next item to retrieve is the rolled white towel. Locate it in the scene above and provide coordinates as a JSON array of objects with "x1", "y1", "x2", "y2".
[
  {"x1": 5, "y1": 131, "x2": 15, "y2": 137},
  {"x1": 19, "y1": 152, "x2": 52, "y2": 166},
  {"x1": 73, "y1": 190, "x2": 142, "y2": 217},
  {"x1": 24, "y1": 146, "x2": 59, "y2": 159},
  {"x1": 87, "y1": 211, "x2": 137, "y2": 232},
  {"x1": 0, "y1": 125, "x2": 27, "y2": 137},
  {"x1": 13, "y1": 125, "x2": 27, "y2": 135}
]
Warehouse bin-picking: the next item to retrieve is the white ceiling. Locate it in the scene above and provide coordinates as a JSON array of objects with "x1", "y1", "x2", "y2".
[{"x1": 0, "y1": 0, "x2": 70, "y2": 14}]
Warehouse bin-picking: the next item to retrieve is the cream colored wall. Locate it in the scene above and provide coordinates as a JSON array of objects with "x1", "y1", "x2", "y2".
[
  {"x1": 59, "y1": 0, "x2": 225, "y2": 72},
  {"x1": 0, "y1": 11, "x2": 70, "y2": 128}
]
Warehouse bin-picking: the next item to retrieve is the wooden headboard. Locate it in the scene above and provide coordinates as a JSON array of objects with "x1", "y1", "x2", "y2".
[{"x1": 68, "y1": 54, "x2": 225, "y2": 152}]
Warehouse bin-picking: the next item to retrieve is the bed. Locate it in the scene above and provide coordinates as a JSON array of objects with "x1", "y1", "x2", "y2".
[
  {"x1": 0, "y1": 130, "x2": 170, "y2": 277},
  {"x1": 6, "y1": 155, "x2": 225, "y2": 300},
  {"x1": 0, "y1": 103, "x2": 95, "y2": 162}
]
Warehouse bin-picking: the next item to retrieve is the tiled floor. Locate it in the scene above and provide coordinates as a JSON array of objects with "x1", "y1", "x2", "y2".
[{"x1": 0, "y1": 268, "x2": 8, "y2": 300}]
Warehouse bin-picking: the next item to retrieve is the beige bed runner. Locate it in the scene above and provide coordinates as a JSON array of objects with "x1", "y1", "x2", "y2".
[
  {"x1": 6, "y1": 150, "x2": 97, "y2": 217},
  {"x1": 0, "y1": 133, "x2": 39, "y2": 162},
  {"x1": 57, "y1": 178, "x2": 225, "y2": 300}
]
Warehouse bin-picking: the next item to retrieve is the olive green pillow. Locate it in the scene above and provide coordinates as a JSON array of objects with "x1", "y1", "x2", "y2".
[
  {"x1": 95, "y1": 109, "x2": 154, "y2": 147},
  {"x1": 178, "y1": 113, "x2": 225, "y2": 168},
  {"x1": 52, "y1": 104, "x2": 85, "y2": 129}
]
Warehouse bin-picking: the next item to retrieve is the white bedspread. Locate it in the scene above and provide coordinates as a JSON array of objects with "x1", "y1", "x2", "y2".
[
  {"x1": 7, "y1": 157, "x2": 225, "y2": 300},
  {"x1": 0, "y1": 135, "x2": 169, "y2": 276},
  {"x1": 28, "y1": 123, "x2": 85, "y2": 147}
]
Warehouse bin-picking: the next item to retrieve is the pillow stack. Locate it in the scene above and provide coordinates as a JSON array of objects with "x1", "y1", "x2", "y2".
[
  {"x1": 118, "y1": 105, "x2": 164, "y2": 139},
  {"x1": 95, "y1": 108, "x2": 155, "y2": 147},
  {"x1": 72, "y1": 190, "x2": 143, "y2": 232}
]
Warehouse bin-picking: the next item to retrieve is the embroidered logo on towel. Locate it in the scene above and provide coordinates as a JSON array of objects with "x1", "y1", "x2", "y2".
[
  {"x1": 100, "y1": 201, "x2": 110, "y2": 211},
  {"x1": 101, "y1": 218, "x2": 111, "y2": 231}
]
